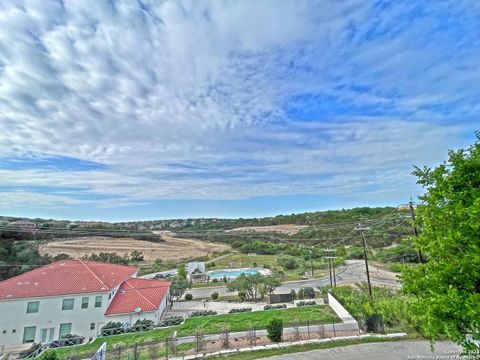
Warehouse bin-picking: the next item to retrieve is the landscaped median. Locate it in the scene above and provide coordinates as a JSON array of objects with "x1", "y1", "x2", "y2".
[{"x1": 54, "y1": 305, "x2": 339, "y2": 359}]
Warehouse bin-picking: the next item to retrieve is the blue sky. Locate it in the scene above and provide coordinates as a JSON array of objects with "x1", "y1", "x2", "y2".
[{"x1": 0, "y1": 0, "x2": 478, "y2": 221}]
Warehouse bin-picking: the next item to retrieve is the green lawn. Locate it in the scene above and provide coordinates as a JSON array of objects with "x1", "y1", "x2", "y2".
[
  {"x1": 176, "y1": 305, "x2": 339, "y2": 336},
  {"x1": 55, "y1": 305, "x2": 338, "y2": 359}
]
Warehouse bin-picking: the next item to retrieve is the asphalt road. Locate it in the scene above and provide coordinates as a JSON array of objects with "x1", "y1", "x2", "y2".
[
  {"x1": 264, "y1": 340, "x2": 463, "y2": 360},
  {"x1": 189, "y1": 260, "x2": 399, "y2": 298}
]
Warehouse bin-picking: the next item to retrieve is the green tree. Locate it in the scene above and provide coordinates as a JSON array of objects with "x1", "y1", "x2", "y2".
[
  {"x1": 260, "y1": 273, "x2": 282, "y2": 298},
  {"x1": 277, "y1": 255, "x2": 297, "y2": 270},
  {"x1": 169, "y1": 277, "x2": 191, "y2": 300},
  {"x1": 266, "y1": 318, "x2": 283, "y2": 343},
  {"x1": 178, "y1": 264, "x2": 188, "y2": 280},
  {"x1": 130, "y1": 250, "x2": 144, "y2": 262},
  {"x1": 402, "y1": 134, "x2": 480, "y2": 350}
]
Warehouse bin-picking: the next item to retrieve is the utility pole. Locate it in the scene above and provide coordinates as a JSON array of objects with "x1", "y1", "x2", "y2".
[
  {"x1": 310, "y1": 250, "x2": 315, "y2": 278},
  {"x1": 324, "y1": 249, "x2": 337, "y2": 287},
  {"x1": 409, "y1": 199, "x2": 424, "y2": 263},
  {"x1": 355, "y1": 224, "x2": 372, "y2": 297}
]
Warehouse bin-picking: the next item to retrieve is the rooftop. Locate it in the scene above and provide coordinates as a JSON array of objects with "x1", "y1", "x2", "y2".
[
  {"x1": 105, "y1": 278, "x2": 171, "y2": 316},
  {"x1": 0, "y1": 260, "x2": 138, "y2": 300}
]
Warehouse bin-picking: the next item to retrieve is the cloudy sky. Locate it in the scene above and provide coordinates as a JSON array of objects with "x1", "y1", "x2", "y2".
[{"x1": 0, "y1": 0, "x2": 478, "y2": 221}]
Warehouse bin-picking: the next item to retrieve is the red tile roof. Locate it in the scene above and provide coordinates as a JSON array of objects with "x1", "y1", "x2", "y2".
[
  {"x1": 105, "y1": 278, "x2": 170, "y2": 316},
  {"x1": 0, "y1": 260, "x2": 138, "y2": 300}
]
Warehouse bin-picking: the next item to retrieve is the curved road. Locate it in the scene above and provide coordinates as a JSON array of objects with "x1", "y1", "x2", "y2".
[{"x1": 190, "y1": 260, "x2": 400, "y2": 299}]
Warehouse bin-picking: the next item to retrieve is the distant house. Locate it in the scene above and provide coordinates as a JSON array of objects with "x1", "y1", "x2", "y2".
[
  {"x1": 0, "y1": 260, "x2": 170, "y2": 349},
  {"x1": 7, "y1": 220, "x2": 36, "y2": 232},
  {"x1": 187, "y1": 262, "x2": 206, "y2": 280}
]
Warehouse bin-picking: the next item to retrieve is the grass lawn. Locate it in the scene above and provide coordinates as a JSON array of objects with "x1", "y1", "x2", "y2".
[
  {"x1": 55, "y1": 305, "x2": 338, "y2": 359},
  {"x1": 176, "y1": 305, "x2": 339, "y2": 336}
]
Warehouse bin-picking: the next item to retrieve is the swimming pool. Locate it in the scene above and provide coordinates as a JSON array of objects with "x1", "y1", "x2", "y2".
[{"x1": 208, "y1": 268, "x2": 260, "y2": 279}]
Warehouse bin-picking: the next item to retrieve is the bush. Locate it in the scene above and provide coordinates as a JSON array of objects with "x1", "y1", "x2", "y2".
[
  {"x1": 228, "y1": 307, "x2": 252, "y2": 313},
  {"x1": 100, "y1": 321, "x2": 124, "y2": 336},
  {"x1": 277, "y1": 255, "x2": 297, "y2": 270},
  {"x1": 57, "y1": 334, "x2": 84, "y2": 346},
  {"x1": 389, "y1": 263, "x2": 404, "y2": 273},
  {"x1": 130, "y1": 250, "x2": 144, "y2": 262},
  {"x1": 40, "y1": 351, "x2": 58, "y2": 360},
  {"x1": 159, "y1": 316, "x2": 184, "y2": 327},
  {"x1": 296, "y1": 300, "x2": 316, "y2": 307},
  {"x1": 132, "y1": 319, "x2": 154, "y2": 331},
  {"x1": 290, "y1": 289, "x2": 297, "y2": 300},
  {"x1": 266, "y1": 318, "x2": 283, "y2": 342},
  {"x1": 211, "y1": 291, "x2": 219, "y2": 300},
  {"x1": 212, "y1": 278, "x2": 219, "y2": 283},
  {"x1": 264, "y1": 304, "x2": 287, "y2": 310},
  {"x1": 184, "y1": 293, "x2": 193, "y2": 301},
  {"x1": 189, "y1": 310, "x2": 218, "y2": 317},
  {"x1": 298, "y1": 286, "x2": 315, "y2": 299}
]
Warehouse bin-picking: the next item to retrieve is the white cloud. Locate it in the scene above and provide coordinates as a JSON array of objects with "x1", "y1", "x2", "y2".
[{"x1": 0, "y1": 0, "x2": 478, "y2": 211}]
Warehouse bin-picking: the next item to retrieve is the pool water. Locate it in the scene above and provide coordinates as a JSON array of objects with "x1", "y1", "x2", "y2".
[{"x1": 209, "y1": 269, "x2": 259, "y2": 278}]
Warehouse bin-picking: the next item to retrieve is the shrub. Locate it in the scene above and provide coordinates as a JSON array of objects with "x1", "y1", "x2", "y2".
[
  {"x1": 290, "y1": 289, "x2": 297, "y2": 300},
  {"x1": 298, "y1": 286, "x2": 315, "y2": 299},
  {"x1": 58, "y1": 334, "x2": 84, "y2": 346},
  {"x1": 277, "y1": 255, "x2": 297, "y2": 270},
  {"x1": 40, "y1": 351, "x2": 58, "y2": 360},
  {"x1": 296, "y1": 300, "x2": 316, "y2": 307},
  {"x1": 100, "y1": 321, "x2": 124, "y2": 336},
  {"x1": 130, "y1": 250, "x2": 144, "y2": 262},
  {"x1": 211, "y1": 291, "x2": 219, "y2": 300},
  {"x1": 189, "y1": 310, "x2": 217, "y2": 317},
  {"x1": 212, "y1": 278, "x2": 219, "y2": 283},
  {"x1": 159, "y1": 316, "x2": 184, "y2": 327},
  {"x1": 184, "y1": 293, "x2": 193, "y2": 301},
  {"x1": 228, "y1": 307, "x2": 252, "y2": 313},
  {"x1": 264, "y1": 304, "x2": 287, "y2": 310},
  {"x1": 132, "y1": 319, "x2": 154, "y2": 331},
  {"x1": 389, "y1": 263, "x2": 404, "y2": 273},
  {"x1": 266, "y1": 318, "x2": 283, "y2": 343}
]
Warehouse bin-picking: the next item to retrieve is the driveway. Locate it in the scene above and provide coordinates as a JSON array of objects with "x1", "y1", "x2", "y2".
[{"x1": 264, "y1": 340, "x2": 463, "y2": 360}]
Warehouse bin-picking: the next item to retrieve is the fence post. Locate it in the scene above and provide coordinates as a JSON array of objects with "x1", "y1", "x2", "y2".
[
  {"x1": 307, "y1": 320, "x2": 310, "y2": 340},
  {"x1": 165, "y1": 337, "x2": 169, "y2": 359},
  {"x1": 254, "y1": 326, "x2": 257, "y2": 347},
  {"x1": 195, "y1": 331, "x2": 199, "y2": 355},
  {"x1": 134, "y1": 342, "x2": 138, "y2": 360},
  {"x1": 332, "y1": 323, "x2": 336, "y2": 337}
]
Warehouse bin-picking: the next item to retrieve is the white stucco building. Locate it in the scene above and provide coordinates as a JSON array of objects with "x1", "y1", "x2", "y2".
[{"x1": 0, "y1": 260, "x2": 170, "y2": 350}]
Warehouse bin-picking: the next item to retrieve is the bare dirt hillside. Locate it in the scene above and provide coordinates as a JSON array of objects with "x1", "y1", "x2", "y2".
[
  {"x1": 225, "y1": 224, "x2": 308, "y2": 235},
  {"x1": 39, "y1": 231, "x2": 229, "y2": 262}
]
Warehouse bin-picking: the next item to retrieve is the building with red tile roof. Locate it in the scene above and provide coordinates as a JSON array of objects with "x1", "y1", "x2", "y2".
[{"x1": 0, "y1": 260, "x2": 170, "y2": 349}]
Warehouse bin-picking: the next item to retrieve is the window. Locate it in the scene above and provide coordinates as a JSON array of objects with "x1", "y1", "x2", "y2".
[
  {"x1": 59, "y1": 323, "x2": 72, "y2": 339},
  {"x1": 81, "y1": 297, "x2": 89, "y2": 309},
  {"x1": 26, "y1": 301, "x2": 39, "y2": 314},
  {"x1": 90, "y1": 323, "x2": 95, "y2": 330},
  {"x1": 95, "y1": 296, "x2": 102, "y2": 307},
  {"x1": 23, "y1": 326, "x2": 36, "y2": 343},
  {"x1": 62, "y1": 298, "x2": 74, "y2": 310},
  {"x1": 2, "y1": 330, "x2": 6, "y2": 334}
]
